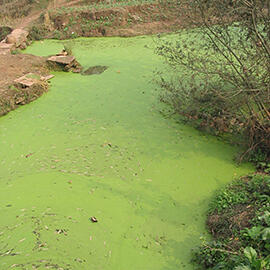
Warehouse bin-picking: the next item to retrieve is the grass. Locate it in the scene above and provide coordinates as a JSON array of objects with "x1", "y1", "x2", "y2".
[
  {"x1": 0, "y1": 0, "x2": 50, "y2": 26},
  {"x1": 193, "y1": 174, "x2": 270, "y2": 269},
  {"x1": 24, "y1": 0, "x2": 181, "y2": 40},
  {"x1": 51, "y1": 0, "x2": 157, "y2": 16}
]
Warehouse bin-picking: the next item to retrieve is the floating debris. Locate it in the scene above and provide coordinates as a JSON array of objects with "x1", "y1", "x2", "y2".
[
  {"x1": 55, "y1": 229, "x2": 67, "y2": 235},
  {"x1": 25, "y1": 153, "x2": 34, "y2": 158},
  {"x1": 90, "y1": 217, "x2": 98, "y2": 223}
]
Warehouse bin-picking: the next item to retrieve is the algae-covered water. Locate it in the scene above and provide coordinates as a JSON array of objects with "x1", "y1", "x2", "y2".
[{"x1": 0, "y1": 36, "x2": 252, "y2": 269}]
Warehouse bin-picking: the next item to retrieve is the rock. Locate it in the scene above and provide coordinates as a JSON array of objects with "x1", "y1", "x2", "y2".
[
  {"x1": 14, "y1": 73, "x2": 53, "y2": 88},
  {"x1": 19, "y1": 42, "x2": 27, "y2": 50},
  {"x1": 6, "y1": 35, "x2": 16, "y2": 45},
  {"x1": 0, "y1": 42, "x2": 14, "y2": 55},
  {"x1": 40, "y1": 74, "x2": 54, "y2": 81},
  {"x1": 47, "y1": 55, "x2": 82, "y2": 73},
  {"x1": 47, "y1": 55, "x2": 75, "y2": 65},
  {"x1": 6, "y1": 29, "x2": 29, "y2": 48},
  {"x1": 14, "y1": 73, "x2": 39, "y2": 87}
]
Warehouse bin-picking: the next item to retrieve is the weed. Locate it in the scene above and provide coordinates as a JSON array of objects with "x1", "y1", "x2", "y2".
[
  {"x1": 11, "y1": 49, "x2": 21, "y2": 55},
  {"x1": 29, "y1": 25, "x2": 47, "y2": 40},
  {"x1": 9, "y1": 85, "x2": 21, "y2": 92},
  {"x1": 193, "y1": 174, "x2": 270, "y2": 270},
  {"x1": 209, "y1": 182, "x2": 249, "y2": 214}
]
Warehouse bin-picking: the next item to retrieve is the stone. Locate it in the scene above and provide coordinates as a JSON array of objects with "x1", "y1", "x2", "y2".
[
  {"x1": 6, "y1": 35, "x2": 16, "y2": 45},
  {"x1": 40, "y1": 74, "x2": 54, "y2": 81},
  {"x1": 0, "y1": 42, "x2": 14, "y2": 55},
  {"x1": 6, "y1": 29, "x2": 29, "y2": 48},
  {"x1": 14, "y1": 73, "x2": 54, "y2": 88},
  {"x1": 47, "y1": 54, "x2": 82, "y2": 73},
  {"x1": 47, "y1": 55, "x2": 75, "y2": 65},
  {"x1": 19, "y1": 42, "x2": 27, "y2": 50},
  {"x1": 14, "y1": 73, "x2": 42, "y2": 87}
]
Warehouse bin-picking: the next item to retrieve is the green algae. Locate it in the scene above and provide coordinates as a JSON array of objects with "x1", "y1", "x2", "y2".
[{"x1": 0, "y1": 35, "x2": 253, "y2": 269}]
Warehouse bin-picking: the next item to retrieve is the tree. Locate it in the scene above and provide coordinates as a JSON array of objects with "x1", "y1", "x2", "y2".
[{"x1": 156, "y1": 0, "x2": 270, "y2": 161}]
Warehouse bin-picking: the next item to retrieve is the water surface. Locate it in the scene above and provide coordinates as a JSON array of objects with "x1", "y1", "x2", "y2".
[{"x1": 0, "y1": 36, "x2": 252, "y2": 269}]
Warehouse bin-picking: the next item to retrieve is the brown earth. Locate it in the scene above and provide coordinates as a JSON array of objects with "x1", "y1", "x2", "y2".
[
  {"x1": 0, "y1": 54, "x2": 49, "y2": 116},
  {"x1": 0, "y1": 0, "x2": 189, "y2": 116},
  {"x1": 207, "y1": 204, "x2": 256, "y2": 240},
  {"x1": 44, "y1": 2, "x2": 190, "y2": 39}
]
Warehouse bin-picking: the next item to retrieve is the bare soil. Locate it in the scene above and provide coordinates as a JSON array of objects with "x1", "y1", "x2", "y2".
[
  {"x1": 0, "y1": 54, "x2": 49, "y2": 116},
  {"x1": 207, "y1": 204, "x2": 256, "y2": 239},
  {"x1": 0, "y1": 0, "x2": 189, "y2": 116},
  {"x1": 46, "y1": 2, "x2": 189, "y2": 39}
]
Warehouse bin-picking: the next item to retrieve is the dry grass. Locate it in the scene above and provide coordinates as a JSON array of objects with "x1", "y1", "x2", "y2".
[{"x1": 0, "y1": 0, "x2": 50, "y2": 27}]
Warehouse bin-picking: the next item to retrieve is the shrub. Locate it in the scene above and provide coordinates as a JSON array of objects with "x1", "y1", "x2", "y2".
[
  {"x1": 155, "y1": 0, "x2": 270, "y2": 162},
  {"x1": 193, "y1": 174, "x2": 270, "y2": 270},
  {"x1": 29, "y1": 25, "x2": 47, "y2": 40}
]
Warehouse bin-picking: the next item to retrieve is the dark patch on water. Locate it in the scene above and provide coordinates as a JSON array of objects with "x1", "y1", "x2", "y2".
[{"x1": 81, "y1": 65, "x2": 108, "y2": 75}]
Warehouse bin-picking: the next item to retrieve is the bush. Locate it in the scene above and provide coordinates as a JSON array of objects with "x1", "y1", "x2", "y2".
[
  {"x1": 155, "y1": 0, "x2": 270, "y2": 162},
  {"x1": 0, "y1": 26, "x2": 12, "y2": 41},
  {"x1": 29, "y1": 25, "x2": 47, "y2": 40},
  {"x1": 192, "y1": 174, "x2": 270, "y2": 270}
]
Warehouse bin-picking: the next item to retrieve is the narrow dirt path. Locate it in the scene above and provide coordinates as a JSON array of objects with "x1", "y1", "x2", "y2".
[
  {"x1": 16, "y1": 0, "x2": 83, "y2": 30},
  {"x1": 17, "y1": 12, "x2": 44, "y2": 29}
]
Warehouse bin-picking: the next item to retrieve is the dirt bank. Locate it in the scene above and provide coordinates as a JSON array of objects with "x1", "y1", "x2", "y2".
[
  {"x1": 0, "y1": 0, "x2": 189, "y2": 117},
  {"x1": 32, "y1": 1, "x2": 189, "y2": 39},
  {"x1": 0, "y1": 54, "x2": 49, "y2": 116}
]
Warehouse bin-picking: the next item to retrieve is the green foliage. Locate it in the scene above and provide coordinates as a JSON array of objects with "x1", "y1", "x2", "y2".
[
  {"x1": 0, "y1": 26, "x2": 12, "y2": 41},
  {"x1": 192, "y1": 240, "x2": 241, "y2": 269},
  {"x1": 11, "y1": 48, "x2": 21, "y2": 55},
  {"x1": 52, "y1": 30, "x2": 62, "y2": 40},
  {"x1": 29, "y1": 25, "x2": 47, "y2": 40},
  {"x1": 193, "y1": 174, "x2": 270, "y2": 270},
  {"x1": 257, "y1": 162, "x2": 270, "y2": 174},
  {"x1": 208, "y1": 174, "x2": 270, "y2": 214},
  {"x1": 259, "y1": 212, "x2": 270, "y2": 227},
  {"x1": 155, "y1": 0, "x2": 270, "y2": 161},
  {"x1": 209, "y1": 184, "x2": 249, "y2": 213},
  {"x1": 235, "y1": 246, "x2": 270, "y2": 270},
  {"x1": 8, "y1": 85, "x2": 20, "y2": 92}
]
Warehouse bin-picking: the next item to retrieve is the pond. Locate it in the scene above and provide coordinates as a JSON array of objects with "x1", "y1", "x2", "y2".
[{"x1": 0, "y1": 35, "x2": 252, "y2": 269}]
